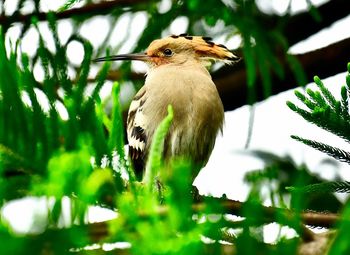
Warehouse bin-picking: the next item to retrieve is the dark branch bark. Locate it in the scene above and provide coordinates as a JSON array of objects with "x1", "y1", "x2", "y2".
[
  {"x1": 103, "y1": 38, "x2": 350, "y2": 111},
  {"x1": 0, "y1": 0, "x2": 348, "y2": 48},
  {"x1": 213, "y1": 37, "x2": 350, "y2": 111},
  {"x1": 73, "y1": 199, "x2": 340, "y2": 242},
  {"x1": 194, "y1": 199, "x2": 339, "y2": 229},
  {"x1": 2, "y1": 197, "x2": 338, "y2": 254},
  {"x1": 283, "y1": 0, "x2": 350, "y2": 45},
  {"x1": 0, "y1": 0, "x2": 346, "y2": 113},
  {"x1": 0, "y1": 0, "x2": 149, "y2": 26}
]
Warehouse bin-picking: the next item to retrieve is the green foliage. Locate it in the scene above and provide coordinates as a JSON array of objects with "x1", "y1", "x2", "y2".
[
  {"x1": 58, "y1": 0, "x2": 83, "y2": 12},
  {"x1": 144, "y1": 105, "x2": 174, "y2": 186},
  {"x1": 291, "y1": 135, "x2": 350, "y2": 163},
  {"x1": 287, "y1": 65, "x2": 350, "y2": 161},
  {"x1": 287, "y1": 63, "x2": 350, "y2": 210},
  {"x1": 287, "y1": 73, "x2": 350, "y2": 143},
  {"x1": 0, "y1": 13, "x2": 125, "y2": 215},
  {"x1": 287, "y1": 181, "x2": 350, "y2": 194},
  {"x1": 328, "y1": 202, "x2": 350, "y2": 255},
  {"x1": 0, "y1": 13, "x2": 241, "y2": 254},
  {"x1": 1, "y1": 0, "x2": 348, "y2": 254}
]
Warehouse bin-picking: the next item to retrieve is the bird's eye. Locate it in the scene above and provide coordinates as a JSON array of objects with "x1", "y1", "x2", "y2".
[{"x1": 163, "y1": 48, "x2": 173, "y2": 56}]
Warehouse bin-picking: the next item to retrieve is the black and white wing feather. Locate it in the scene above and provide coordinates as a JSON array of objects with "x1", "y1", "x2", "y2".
[{"x1": 127, "y1": 86, "x2": 148, "y2": 176}]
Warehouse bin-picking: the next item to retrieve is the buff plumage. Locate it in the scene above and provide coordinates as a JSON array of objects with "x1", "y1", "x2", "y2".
[{"x1": 95, "y1": 34, "x2": 240, "y2": 179}]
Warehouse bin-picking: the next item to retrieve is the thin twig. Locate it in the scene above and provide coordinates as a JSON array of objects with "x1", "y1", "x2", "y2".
[
  {"x1": 81, "y1": 199, "x2": 340, "y2": 241},
  {"x1": 2, "y1": 197, "x2": 339, "y2": 255}
]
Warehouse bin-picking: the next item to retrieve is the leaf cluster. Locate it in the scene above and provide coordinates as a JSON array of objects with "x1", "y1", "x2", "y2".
[
  {"x1": 0, "y1": 0, "x2": 347, "y2": 254},
  {"x1": 287, "y1": 64, "x2": 350, "y2": 169}
]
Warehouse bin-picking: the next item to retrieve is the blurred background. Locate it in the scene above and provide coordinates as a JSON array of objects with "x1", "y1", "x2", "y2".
[{"x1": 1, "y1": 0, "x2": 350, "y2": 246}]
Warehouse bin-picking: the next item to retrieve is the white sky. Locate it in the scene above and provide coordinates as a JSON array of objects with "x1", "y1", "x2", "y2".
[{"x1": 1, "y1": 0, "x2": 350, "y2": 244}]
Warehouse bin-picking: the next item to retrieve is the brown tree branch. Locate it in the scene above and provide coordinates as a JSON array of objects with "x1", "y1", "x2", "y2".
[
  {"x1": 213, "y1": 37, "x2": 350, "y2": 110},
  {"x1": 74, "y1": 198, "x2": 340, "y2": 242},
  {"x1": 2, "y1": 197, "x2": 338, "y2": 254},
  {"x1": 283, "y1": 0, "x2": 350, "y2": 45},
  {"x1": 197, "y1": 199, "x2": 339, "y2": 228},
  {"x1": 0, "y1": 0, "x2": 346, "y2": 113},
  {"x1": 0, "y1": 0, "x2": 149, "y2": 26},
  {"x1": 0, "y1": 0, "x2": 347, "y2": 49},
  {"x1": 101, "y1": 37, "x2": 350, "y2": 111}
]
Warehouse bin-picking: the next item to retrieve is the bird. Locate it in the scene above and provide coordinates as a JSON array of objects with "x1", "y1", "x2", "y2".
[{"x1": 94, "y1": 34, "x2": 240, "y2": 181}]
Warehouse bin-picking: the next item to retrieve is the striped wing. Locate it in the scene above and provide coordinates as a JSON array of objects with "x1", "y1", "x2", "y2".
[{"x1": 127, "y1": 86, "x2": 148, "y2": 177}]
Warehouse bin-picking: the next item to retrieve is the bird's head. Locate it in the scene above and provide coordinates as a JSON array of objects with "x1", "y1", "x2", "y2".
[{"x1": 94, "y1": 34, "x2": 240, "y2": 67}]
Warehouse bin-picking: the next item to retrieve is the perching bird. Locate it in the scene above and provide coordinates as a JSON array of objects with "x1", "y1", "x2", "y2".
[{"x1": 95, "y1": 34, "x2": 240, "y2": 180}]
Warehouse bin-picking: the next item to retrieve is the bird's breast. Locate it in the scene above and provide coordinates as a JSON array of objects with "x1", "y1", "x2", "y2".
[
  {"x1": 145, "y1": 64, "x2": 224, "y2": 122},
  {"x1": 144, "y1": 64, "x2": 224, "y2": 166}
]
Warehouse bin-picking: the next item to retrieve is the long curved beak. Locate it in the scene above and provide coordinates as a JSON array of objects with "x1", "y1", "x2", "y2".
[{"x1": 93, "y1": 53, "x2": 150, "y2": 62}]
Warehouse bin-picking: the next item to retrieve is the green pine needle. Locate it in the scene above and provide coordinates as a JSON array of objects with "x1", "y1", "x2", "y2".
[
  {"x1": 289, "y1": 67, "x2": 350, "y2": 144},
  {"x1": 287, "y1": 181, "x2": 350, "y2": 194},
  {"x1": 291, "y1": 135, "x2": 350, "y2": 164},
  {"x1": 346, "y1": 74, "x2": 350, "y2": 89},
  {"x1": 286, "y1": 101, "x2": 313, "y2": 121},
  {"x1": 306, "y1": 89, "x2": 327, "y2": 108},
  {"x1": 313, "y1": 75, "x2": 338, "y2": 110},
  {"x1": 294, "y1": 90, "x2": 307, "y2": 102},
  {"x1": 286, "y1": 101, "x2": 297, "y2": 111},
  {"x1": 144, "y1": 105, "x2": 174, "y2": 187},
  {"x1": 108, "y1": 82, "x2": 124, "y2": 152},
  {"x1": 340, "y1": 86, "x2": 349, "y2": 116},
  {"x1": 108, "y1": 82, "x2": 132, "y2": 182},
  {"x1": 58, "y1": 0, "x2": 82, "y2": 12}
]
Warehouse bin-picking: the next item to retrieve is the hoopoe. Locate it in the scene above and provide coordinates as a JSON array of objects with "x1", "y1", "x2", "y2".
[{"x1": 95, "y1": 34, "x2": 240, "y2": 180}]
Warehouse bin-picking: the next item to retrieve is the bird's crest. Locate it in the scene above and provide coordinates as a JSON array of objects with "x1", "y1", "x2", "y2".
[{"x1": 146, "y1": 33, "x2": 240, "y2": 64}]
